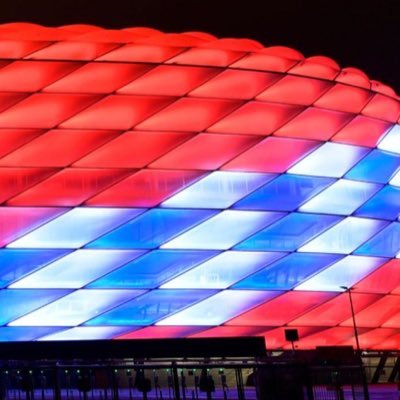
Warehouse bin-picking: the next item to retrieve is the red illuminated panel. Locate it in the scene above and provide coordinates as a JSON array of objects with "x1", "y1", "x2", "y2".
[
  {"x1": 190, "y1": 70, "x2": 281, "y2": 100},
  {"x1": 0, "y1": 24, "x2": 72, "y2": 41},
  {"x1": 72, "y1": 29, "x2": 138, "y2": 43},
  {"x1": 0, "y1": 207, "x2": 66, "y2": 246},
  {"x1": 0, "y1": 130, "x2": 119, "y2": 167},
  {"x1": 222, "y1": 137, "x2": 320, "y2": 172},
  {"x1": 227, "y1": 291, "x2": 335, "y2": 326},
  {"x1": 134, "y1": 33, "x2": 205, "y2": 48},
  {"x1": 86, "y1": 169, "x2": 205, "y2": 207},
  {"x1": 166, "y1": 48, "x2": 245, "y2": 67},
  {"x1": 208, "y1": 102, "x2": 303, "y2": 135},
  {"x1": 0, "y1": 61, "x2": 81, "y2": 92},
  {"x1": 190, "y1": 326, "x2": 267, "y2": 338},
  {"x1": 373, "y1": 332, "x2": 400, "y2": 350},
  {"x1": 0, "y1": 94, "x2": 101, "y2": 129},
  {"x1": 61, "y1": 95, "x2": 175, "y2": 130},
  {"x1": 0, "y1": 40, "x2": 51, "y2": 59},
  {"x1": 8, "y1": 168, "x2": 130, "y2": 206},
  {"x1": 314, "y1": 84, "x2": 372, "y2": 113},
  {"x1": 137, "y1": 98, "x2": 241, "y2": 132},
  {"x1": 340, "y1": 295, "x2": 400, "y2": 328},
  {"x1": 97, "y1": 44, "x2": 185, "y2": 63},
  {"x1": 274, "y1": 107, "x2": 354, "y2": 140},
  {"x1": 44, "y1": 63, "x2": 152, "y2": 93},
  {"x1": 0, "y1": 168, "x2": 55, "y2": 203},
  {"x1": 0, "y1": 93, "x2": 28, "y2": 113},
  {"x1": 203, "y1": 38, "x2": 262, "y2": 52},
  {"x1": 371, "y1": 81, "x2": 398, "y2": 98},
  {"x1": 292, "y1": 327, "x2": 371, "y2": 349},
  {"x1": 290, "y1": 293, "x2": 382, "y2": 327},
  {"x1": 354, "y1": 260, "x2": 400, "y2": 294},
  {"x1": 117, "y1": 326, "x2": 205, "y2": 339},
  {"x1": 381, "y1": 311, "x2": 400, "y2": 328},
  {"x1": 151, "y1": 133, "x2": 260, "y2": 170},
  {"x1": 117, "y1": 65, "x2": 219, "y2": 96},
  {"x1": 75, "y1": 131, "x2": 191, "y2": 168},
  {"x1": 335, "y1": 67, "x2": 370, "y2": 89},
  {"x1": 0, "y1": 129, "x2": 43, "y2": 158},
  {"x1": 338, "y1": 328, "x2": 400, "y2": 348},
  {"x1": 230, "y1": 53, "x2": 297, "y2": 72},
  {"x1": 362, "y1": 94, "x2": 400, "y2": 122},
  {"x1": 27, "y1": 41, "x2": 120, "y2": 61},
  {"x1": 249, "y1": 46, "x2": 303, "y2": 59},
  {"x1": 256, "y1": 75, "x2": 332, "y2": 106},
  {"x1": 289, "y1": 57, "x2": 339, "y2": 80},
  {"x1": 331, "y1": 116, "x2": 392, "y2": 147},
  {"x1": 262, "y1": 326, "x2": 324, "y2": 350}
]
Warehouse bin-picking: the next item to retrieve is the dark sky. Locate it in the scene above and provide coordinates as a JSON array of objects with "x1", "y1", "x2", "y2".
[{"x1": 0, "y1": 0, "x2": 399, "y2": 93}]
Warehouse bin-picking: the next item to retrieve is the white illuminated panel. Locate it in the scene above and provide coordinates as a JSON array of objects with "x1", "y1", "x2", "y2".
[
  {"x1": 288, "y1": 142, "x2": 369, "y2": 178},
  {"x1": 162, "y1": 171, "x2": 274, "y2": 209},
  {"x1": 295, "y1": 256, "x2": 386, "y2": 291},
  {"x1": 378, "y1": 125, "x2": 400, "y2": 154},
  {"x1": 39, "y1": 326, "x2": 134, "y2": 341},
  {"x1": 157, "y1": 290, "x2": 280, "y2": 326},
  {"x1": 161, "y1": 210, "x2": 285, "y2": 250},
  {"x1": 10, "y1": 250, "x2": 145, "y2": 289},
  {"x1": 7, "y1": 208, "x2": 144, "y2": 249},
  {"x1": 298, "y1": 217, "x2": 388, "y2": 254},
  {"x1": 299, "y1": 179, "x2": 381, "y2": 215},
  {"x1": 161, "y1": 251, "x2": 285, "y2": 289},
  {"x1": 9, "y1": 289, "x2": 144, "y2": 326}
]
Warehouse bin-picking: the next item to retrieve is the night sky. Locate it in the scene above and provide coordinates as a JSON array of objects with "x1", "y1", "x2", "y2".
[{"x1": 0, "y1": 0, "x2": 399, "y2": 93}]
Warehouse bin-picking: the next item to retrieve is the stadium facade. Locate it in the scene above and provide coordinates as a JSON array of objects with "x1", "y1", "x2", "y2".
[{"x1": 0, "y1": 23, "x2": 399, "y2": 351}]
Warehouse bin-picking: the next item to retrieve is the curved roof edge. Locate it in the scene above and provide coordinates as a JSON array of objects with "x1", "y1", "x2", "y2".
[{"x1": 0, "y1": 22, "x2": 397, "y2": 98}]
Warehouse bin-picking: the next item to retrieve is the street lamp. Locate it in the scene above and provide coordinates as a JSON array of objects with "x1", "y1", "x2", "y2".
[
  {"x1": 340, "y1": 285, "x2": 369, "y2": 400},
  {"x1": 340, "y1": 286, "x2": 361, "y2": 355}
]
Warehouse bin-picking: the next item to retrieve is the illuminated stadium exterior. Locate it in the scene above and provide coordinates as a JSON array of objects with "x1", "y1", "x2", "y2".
[{"x1": 0, "y1": 23, "x2": 399, "y2": 350}]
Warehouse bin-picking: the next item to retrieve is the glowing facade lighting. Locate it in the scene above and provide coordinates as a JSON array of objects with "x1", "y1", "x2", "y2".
[{"x1": 0, "y1": 23, "x2": 399, "y2": 349}]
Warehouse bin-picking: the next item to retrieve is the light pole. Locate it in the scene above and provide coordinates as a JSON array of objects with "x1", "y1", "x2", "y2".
[
  {"x1": 340, "y1": 286, "x2": 361, "y2": 355},
  {"x1": 340, "y1": 285, "x2": 369, "y2": 400}
]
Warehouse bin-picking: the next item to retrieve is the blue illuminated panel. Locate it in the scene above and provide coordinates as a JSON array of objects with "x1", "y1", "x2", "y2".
[
  {"x1": 85, "y1": 290, "x2": 215, "y2": 326},
  {"x1": 299, "y1": 217, "x2": 388, "y2": 254},
  {"x1": 156, "y1": 290, "x2": 281, "y2": 326},
  {"x1": 88, "y1": 250, "x2": 217, "y2": 289},
  {"x1": 162, "y1": 171, "x2": 275, "y2": 208},
  {"x1": 162, "y1": 210, "x2": 285, "y2": 250},
  {"x1": 355, "y1": 186, "x2": 400, "y2": 220},
  {"x1": 39, "y1": 326, "x2": 135, "y2": 341},
  {"x1": 8, "y1": 208, "x2": 145, "y2": 249},
  {"x1": 10, "y1": 250, "x2": 145, "y2": 289},
  {"x1": 235, "y1": 213, "x2": 342, "y2": 251},
  {"x1": 354, "y1": 223, "x2": 400, "y2": 257},
  {"x1": 288, "y1": 143, "x2": 369, "y2": 178},
  {"x1": 87, "y1": 209, "x2": 216, "y2": 249},
  {"x1": 300, "y1": 180, "x2": 381, "y2": 215},
  {"x1": 295, "y1": 256, "x2": 386, "y2": 291},
  {"x1": 161, "y1": 251, "x2": 286, "y2": 289},
  {"x1": 0, "y1": 327, "x2": 64, "y2": 342},
  {"x1": 345, "y1": 149, "x2": 400, "y2": 183},
  {"x1": 378, "y1": 125, "x2": 400, "y2": 154},
  {"x1": 0, "y1": 289, "x2": 70, "y2": 325},
  {"x1": 233, "y1": 253, "x2": 342, "y2": 290},
  {"x1": 233, "y1": 174, "x2": 334, "y2": 211},
  {"x1": 0, "y1": 249, "x2": 70, "y2": 288},
  {"x1": 9, "y1": 289, "x2": 144, "y2": 326}
]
